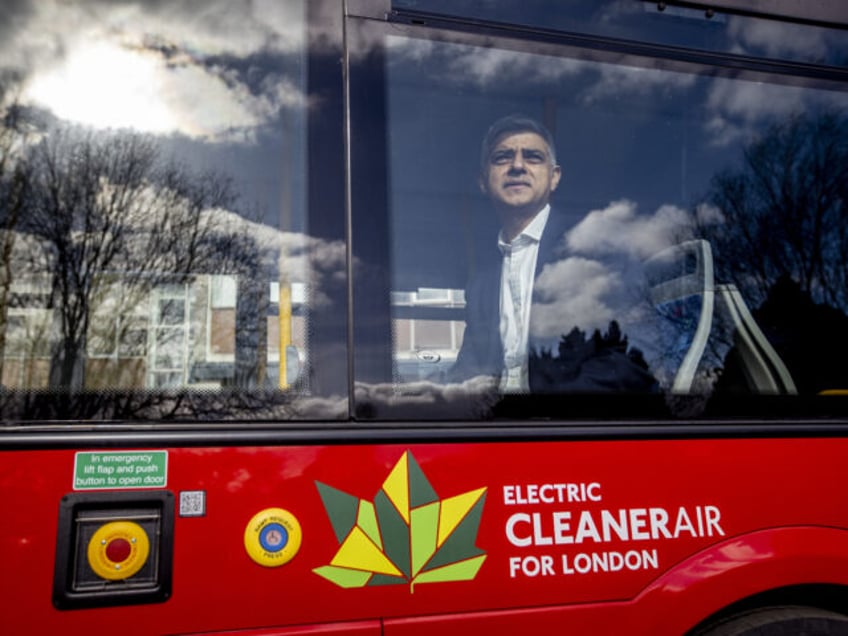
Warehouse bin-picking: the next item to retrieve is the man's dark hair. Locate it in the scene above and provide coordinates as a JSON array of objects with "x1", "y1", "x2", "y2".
[{"x1": 480, "y1": 114, "x2": 558, "y2": 174}]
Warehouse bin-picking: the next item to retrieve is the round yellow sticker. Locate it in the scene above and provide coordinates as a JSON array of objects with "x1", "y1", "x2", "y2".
[
  {"x1": 87, "y1": 520, "x2": 150, "y2": 580},
  {"x1": 244, "y1": 507, "x2": 302, "y2": 567}
]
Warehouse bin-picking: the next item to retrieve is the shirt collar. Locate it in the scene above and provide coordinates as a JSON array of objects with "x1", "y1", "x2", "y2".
[{"x1": 498, "y1": 205, "x2": 551, "y2": 252}]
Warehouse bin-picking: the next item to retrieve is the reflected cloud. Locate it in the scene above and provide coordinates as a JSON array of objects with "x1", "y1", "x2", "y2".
[
  {"x1": 3, "y1": 0, "x2": 307, "y2": 141},
  {"x1": 727, "y1": 15, "x2": 831, "y2": 61},
  {"x1": 581, "y1": 64, "x2": 695, "y2": 104},
  {"x1": 226, "y1": 467, "x2": 251, "y2": 493},
  {"x1": 355, "y1": 377, "x2": 499, "y2": 419},
  {"x1": 705, "y1": 78, "x2": 848, "y2": 146},
  {"x1": 566, "y1": 199, "x2": 690, "y2": 259},
  {"x1": 388, "y1": 36, "x2": 694, "y2": 102},
  {"x1": 705, "y1": 80, "x2": 808, "y2": 146},
  {"x1": 197, "y1": 208, "x2": 348, "y2": 308},
  {"x1": 528, "y1": 200, "x2": 691, "y2": 345},
  {"x1": 531, "y1": 257, "x2": 622, "y2": 339},
  {"x1": 388, "y1": 36, "x2": 583, "y2": 87}
]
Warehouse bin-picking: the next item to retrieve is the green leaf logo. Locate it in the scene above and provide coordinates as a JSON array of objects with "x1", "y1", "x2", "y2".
[{"x1": 314, "y1": 451, "x2": 487, "y2": 591}]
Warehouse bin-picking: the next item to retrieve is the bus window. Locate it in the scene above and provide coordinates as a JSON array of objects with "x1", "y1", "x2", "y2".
[
  {"x1": 0, "y1": 0, "x2": 348, "y2": 420},
  {"x1": 348, "y1": 4, "x2": 848, "y2": 418},
  {"x1": 391, "y1": 0, "x2": 848, "y2": 67}
]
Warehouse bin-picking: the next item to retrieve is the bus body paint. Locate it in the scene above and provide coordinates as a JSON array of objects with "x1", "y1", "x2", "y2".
[{"x1": 2, "y1": 438, "x2": 848, "y2": 634}]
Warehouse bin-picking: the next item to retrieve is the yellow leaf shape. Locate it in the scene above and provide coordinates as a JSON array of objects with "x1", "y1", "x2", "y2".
[
  {"x1": 331, "y1": 526, "x2": 402, "y2": 577},
  {"x1": 437, "y1": 487, "x2": 486, "y2": 548},
  {"x1": 382, "y1": 451, "x2": 410, "y2": 524}
]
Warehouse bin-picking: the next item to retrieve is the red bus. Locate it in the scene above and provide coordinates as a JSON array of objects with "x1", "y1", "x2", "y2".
[{"x1": 3, "y1": 1, "x2": 848, "y2": 634}]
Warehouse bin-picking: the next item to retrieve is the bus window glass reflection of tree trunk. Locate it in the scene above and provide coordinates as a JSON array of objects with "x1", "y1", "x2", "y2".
[
  {"x1": 696, "y1": 111, "x2": 848, "y2": 395},
  {"x1": 20, "y1": 130, "x2": 246, "y2": 391}
]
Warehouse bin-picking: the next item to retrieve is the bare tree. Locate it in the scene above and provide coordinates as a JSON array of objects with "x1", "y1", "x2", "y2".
[
  {"x1": 696, "y1": 111, "x2": 848, "y2": 311},
  {"x1": 21, "y1": 129, "x2": 246, "y2": 390},
  {"x1": 0, "y1": 74, "x2": 33, "y2": 386}
]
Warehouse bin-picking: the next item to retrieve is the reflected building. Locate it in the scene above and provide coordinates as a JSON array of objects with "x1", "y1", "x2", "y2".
[{"x1": 1, "y1": 266, "x2": 307, "y2": 390}]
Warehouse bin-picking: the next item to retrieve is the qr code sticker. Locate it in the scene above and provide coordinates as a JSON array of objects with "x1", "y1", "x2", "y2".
[{"x1": 179, "y1": 490, "x2": 206, "y2": 517}]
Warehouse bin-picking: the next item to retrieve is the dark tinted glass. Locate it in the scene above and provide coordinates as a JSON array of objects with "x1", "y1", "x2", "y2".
[
  {"x1": 349, "y1": 10, "x2": 848, "y2": 419},
  {"x1": 0, "y1": 0, "x2": 348, "y2": 421},
  {"x1": 393, "y1": 0, "x2": 848, "y2": 67}
]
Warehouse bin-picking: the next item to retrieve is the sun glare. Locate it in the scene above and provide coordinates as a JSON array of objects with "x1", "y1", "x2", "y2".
[{"x1": 25, "y1": 41, "x2": 180, "y2": 134}]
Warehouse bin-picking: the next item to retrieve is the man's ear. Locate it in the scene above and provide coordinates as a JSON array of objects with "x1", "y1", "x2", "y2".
[
  {"x1": 550, "y1": 165, "x2": 562, "y2": 192},
  {"x1": 478, "y1": 176, "x2": 488, "y2": 194}
]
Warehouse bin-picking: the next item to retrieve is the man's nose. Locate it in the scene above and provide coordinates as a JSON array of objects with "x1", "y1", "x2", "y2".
[{"x1": 508, "y1": 153, "x2": 526, "y2": 172}]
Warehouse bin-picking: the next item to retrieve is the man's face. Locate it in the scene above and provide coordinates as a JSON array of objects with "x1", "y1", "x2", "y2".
[{"x1": 481, "y1": 131, "x2": 561, "y2": 216}]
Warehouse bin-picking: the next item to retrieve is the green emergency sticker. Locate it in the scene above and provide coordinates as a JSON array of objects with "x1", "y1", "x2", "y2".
[{"x1": 73, "y1": 451, "x2": 168, "y2": 490}]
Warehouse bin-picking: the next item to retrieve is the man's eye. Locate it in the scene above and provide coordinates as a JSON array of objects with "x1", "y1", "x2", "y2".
[
  {"x1": 525, "y1": 152, "x2": 545, "y2": 163},
  {"x1": 491, "y1": 152, "x2": 512, "y2": 164}
]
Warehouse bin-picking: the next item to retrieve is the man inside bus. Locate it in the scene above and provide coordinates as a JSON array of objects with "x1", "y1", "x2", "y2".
[{"x1": 448, "y1": 114, "x2": 656, "y2": 393}]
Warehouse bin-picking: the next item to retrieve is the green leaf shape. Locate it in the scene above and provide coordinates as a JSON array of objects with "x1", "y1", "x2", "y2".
[
  {"x1": 407, "y1": 453, "x2": 439, "y2": 507},
  {"x1": 313, "y1": 565, "x2": 372, "y2": 588},
  {"x1": 316, "y1": 481, "x2": 359, "y2": 544},
  {"x1": 357, "y1": 499, "x2": 382, "y2": 550},
  {"x1": 314, "y1": 451, "x2": 487, "y2": 592},
  {"x1": 367, "y1": 573, "x2": 409, "y2": 587},
  {"x1": 410, "y1": 501, "x2": 440, "y2": 577},
  {"x1": 375, "y1": 489, "x2": 411, "y2": 577},
  {"x1": 413, "y1": 555, "x2": 487, "y2": 587},
  {"x1": 422, "y1": 492, "x2": 487, "y2": 572}
]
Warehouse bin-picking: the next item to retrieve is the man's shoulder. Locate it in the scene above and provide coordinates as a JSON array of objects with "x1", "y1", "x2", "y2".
[
  {"x1": 544, "y1": 206, "x2": 571, "y2": 233},
  {"x1": 539, "y1": 207, "x2": 571, "y2": 258}
]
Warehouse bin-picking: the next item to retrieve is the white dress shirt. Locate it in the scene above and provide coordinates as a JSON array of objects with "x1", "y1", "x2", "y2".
[{"x1": 498, "y1": 205, "x2": 550, "y2": 392}]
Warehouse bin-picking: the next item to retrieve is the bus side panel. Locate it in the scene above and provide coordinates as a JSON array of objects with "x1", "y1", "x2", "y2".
[
  {"x1": 638, "y1": 526, "x2": 848, "y2": 635},
  {"x1": 1, "y1": 438, "x2": 848, "y2": 634},
  {"x1": 383, "y1": 526, "x2": 848, "y2": 636}
]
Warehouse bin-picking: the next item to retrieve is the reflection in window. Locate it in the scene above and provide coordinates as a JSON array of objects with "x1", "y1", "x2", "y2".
[
  {"x1": 382, "y1": 28, "x2": 848, "y2": 406},
  {"x1": 0, "y1": 1, "x2": 326, "y2": 419},
  {"x1": 393, "y1": 0, "x2": 848, "y2": 67}
]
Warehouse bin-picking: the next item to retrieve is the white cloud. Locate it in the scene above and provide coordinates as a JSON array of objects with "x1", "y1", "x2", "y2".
[
  {"x1": 354, "y1": 376, "x2": 500, "y2": 418},
  {"x1": 388, "y1": 37, "x2": 585, "y2": 88},
  {"x1": 581, "y1": 63, "x2": 696, "y2": 104},
  {"x1": 6, "y1": 0, "x2": 307, "y2": 141},
  {"x1": 704, "y1": 75, "x2": 848, "y2": 147},
  {"x1": 695, "y1": 202, "x2": 725, "y2": 226},
  {"x1": 524, "y1": 200, "x2": 694, "y2": 342},
  {"x1": 565, "y1": 199, "x2": 690, "y2": 260},
  {"x1": 529, "y1": 256, "x2": 622, "y2": 339},
  {"x1": 205, "y1": 207, "x2": 347, "y2": 289},
  {"x1": 727, "y1": 16, "x2": 829, "y2": 61}
]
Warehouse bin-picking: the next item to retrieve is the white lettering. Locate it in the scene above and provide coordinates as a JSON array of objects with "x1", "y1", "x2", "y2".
[
  {"x1": 506, "y1": 513, "x2": 532, "y2": 547},
  {"x1": 575, "y1": 511, "x2": 601, "y2": 543},
  {"x1": 705, "y1": 505, "x2": 724, "y2": 537},
  {"x1": 507, "y1": 505, "x2": 725, "y2": 546},
  {"x1": 532, "y1": 512, "x2": 553, "y2": 546},
  {"x1": 601, "y1": 509, "x2": 628, "y2": 541},
  {"x1": 510, "y1": 555, "x2": 554, "y2": 577},
  {"x1": 552, "y1": 511, "x2": 573, "y2": 544},
  {"x1": 562, "y1": 550, "x2": 659, "y2": 575},
  {"x1": 629, "y1": 508, "x2": 650, "y2": 540},
  {"x1": 649, "y1": 507, "x2": 672, "y2": 539},
  {"x1": 501, "y1": 483, "x2": 603, "y2": 504},
  {"x1": 674, "y1": 507, "x2": 697, "y2": 538}
]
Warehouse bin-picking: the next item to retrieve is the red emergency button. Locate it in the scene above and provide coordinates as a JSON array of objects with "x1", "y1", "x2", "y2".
[
  {"x1": 105, "y1": 537, "x2": 132, "y2": 563},
  {"x1": 87, "y1": 521, "x2": 150, "y2": 580}
]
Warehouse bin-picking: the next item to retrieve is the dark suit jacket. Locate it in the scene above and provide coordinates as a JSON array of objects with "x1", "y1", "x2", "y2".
[
  {"x1": 448, "y1": 211, "x2": 571, "y2": 382},
  {"x1": 448, "y1": 210, "x2": 656, "y2": 393}
]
